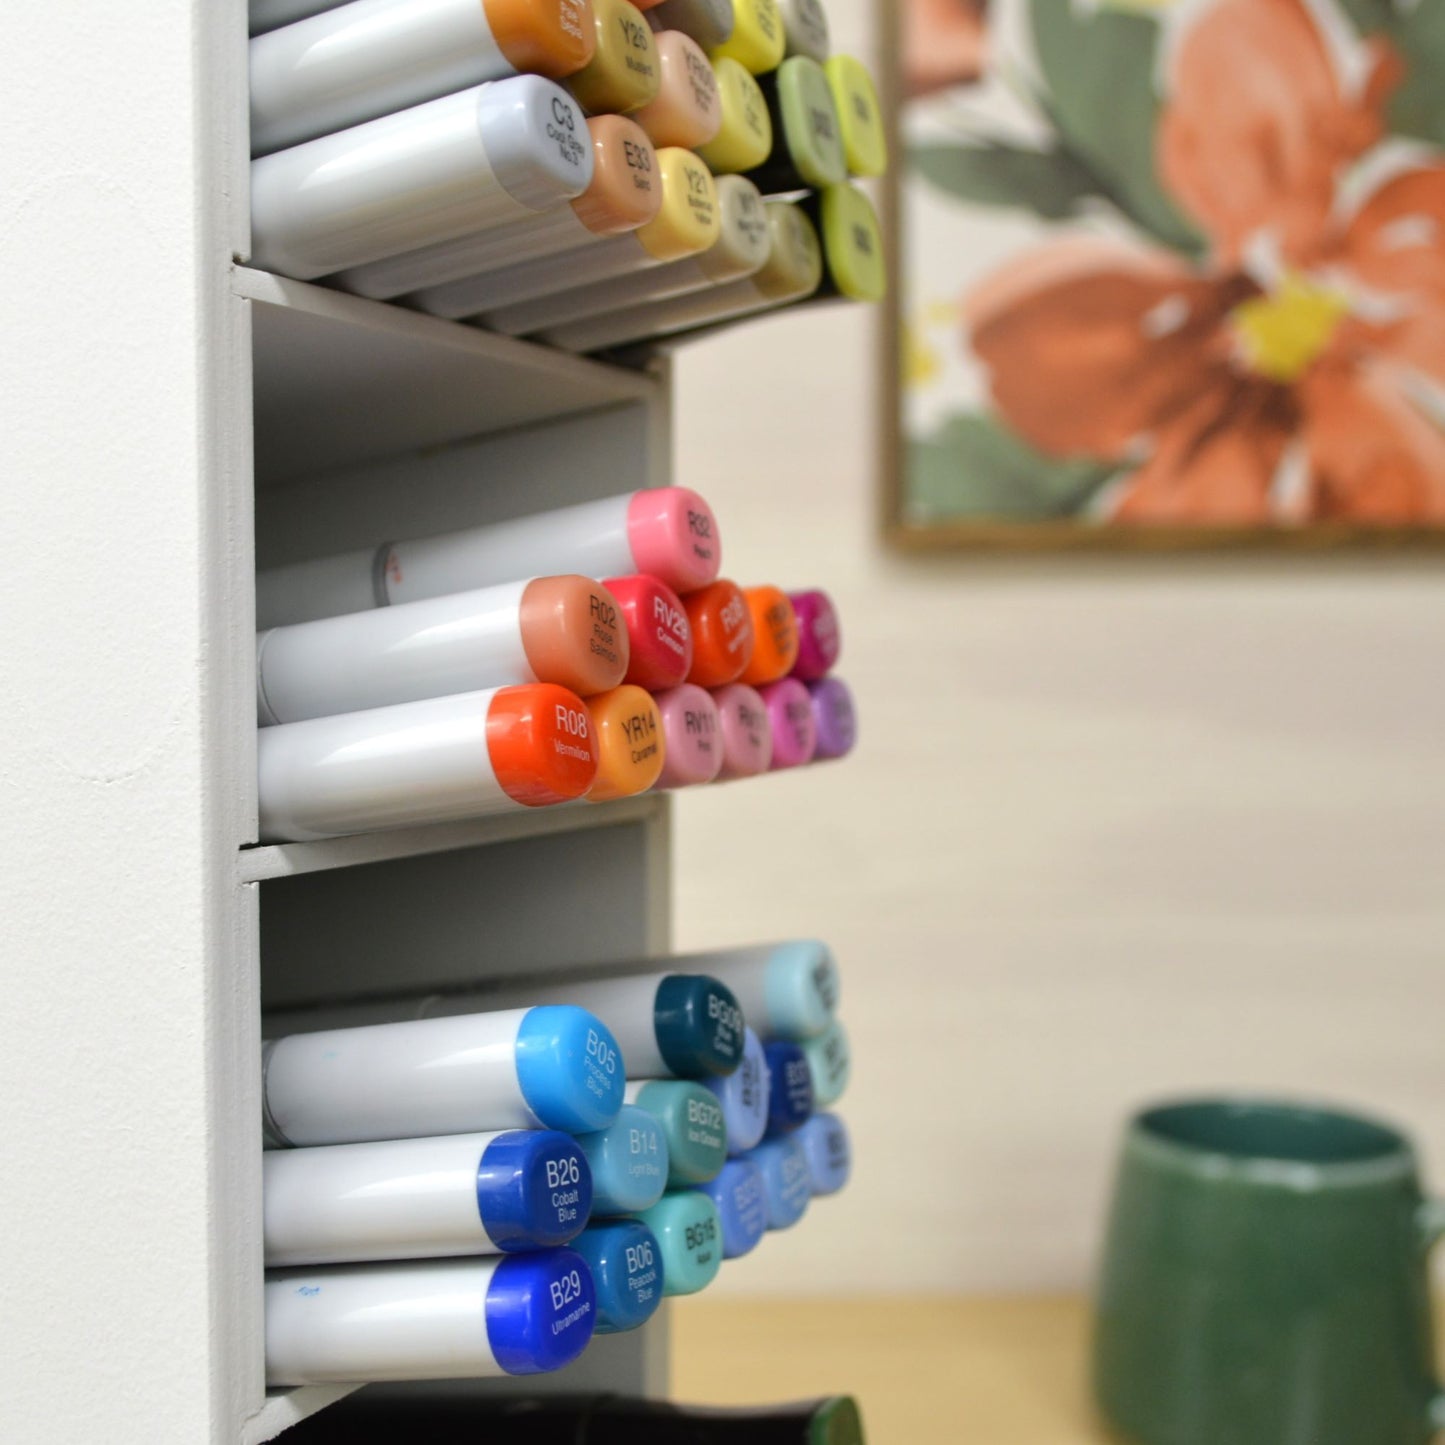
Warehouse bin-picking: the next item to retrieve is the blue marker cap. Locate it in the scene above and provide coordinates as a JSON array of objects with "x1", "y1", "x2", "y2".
[
  {"x1": 515, "y1": 1006, "x2": 624, "y2": 1134},
  {"x1": 799, "y1": 1017, "x2": 850, "y2": 1108},
  {"x1": 570, "y1": 1221, "x2": 665, "y2": 1334},
  {"x1": 484, "y1": 1247, "x2": 596, "y2": 1375},
  {"x1": 476, "y1": 1130, "x2": 592, "y2": 1251},
  {"x1": 750, "y1": 1135, "x2": 812, "y2": 1231},
  {"x1": 763, "y1": 1040, "x2": 815, "y2": 1136},
  {"x1": 795, "y1": 1111, "x2": 851, "y2": 1197},
  {"x1": 696, "y1": 1157, "x2": 768, "y2": 1259},
  {"x1": 577, "y1": 1105, "x2": 670, "y2": 1216},
  {"x1": 655, "y1": 975, "x2": 745, "y2": 1078},
  {"x1": 765, "y1": 939, "x2": 840, "y2": 1039},
  {"x1": 707, "y1": 1026, "x2": 770, "y2": 1156}
]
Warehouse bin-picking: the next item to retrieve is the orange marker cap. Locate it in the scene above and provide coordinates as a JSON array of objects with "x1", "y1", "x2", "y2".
[
  {"x1": 683, "y1": 578, "x2": 756, "y2": 688},
  {"x1": 487, "y1": 683, "x2": 599, "y2": 805},
  {"x1": 573, "y1": 115, "x2": 664, "y2": 235},
  {"x1": 586, "y1": 685, "x2": 667, "y2": 800},
  {"x1": 487, "y1": 0, "x2": 599, "y2": 80},
  {"x1": 738, "y1": 585, "x2": 799, "y2": 685}
]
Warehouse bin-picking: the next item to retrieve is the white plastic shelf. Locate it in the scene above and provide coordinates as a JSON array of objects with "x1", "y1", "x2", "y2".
[{"x1": 245, "y1": 1387, "x2": 361, "y2": 1445}]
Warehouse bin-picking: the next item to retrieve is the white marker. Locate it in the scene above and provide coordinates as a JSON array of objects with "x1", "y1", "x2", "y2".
[
  {"x1": 250, "y1": 0, "x2": 344, "y2": 34},
  {"x1": 255, "y1": 684, "x2": 598, "y2": 842},
  {"x1": 250, "y1": 0, "x2": 596, "y2": 155},
  {"x1": 263, "y1": 1129, "x2": 591, "y2": 1265},
  {"x1": 255, "y1": 488, "x2": 720, "y2": 629},
  {"x1": 255, "y1": 576, "x2": 628, "y2": 724},
  {"x1": 262, "y1": 1005, "x2": 624, "y2": 1146},
  {"x1": 265, "y1": 1252, "x2": 596, "y2": 1383},
  {"x1": 486, "y1": 174, "x2": 768, "y2": 337},
  {"x1": 249, "y1": 78, "x2": 592, "y2": 280}
]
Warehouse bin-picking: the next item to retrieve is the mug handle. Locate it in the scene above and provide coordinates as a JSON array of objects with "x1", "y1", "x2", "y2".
[{"x1": 1422, "y1": 1200, "x2": 1445, "y2": 1434}]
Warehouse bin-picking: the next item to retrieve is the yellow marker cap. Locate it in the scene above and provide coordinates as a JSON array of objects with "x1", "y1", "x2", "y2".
[
  {"x1": 695, "y1": 58, "x2": 773, "y2": 174},
  {"x1": 709, "y1": 0, "x2": 786, "y2": 76},
  {"x1": 825, "y1": 55, "x2": 888, "y2": 178},
  {"x1": 635, "y1": 147, "x2": 720, "y2": 259},
  {"x1": 568, "y1": 0, "x2": 662, "y2": 114},
  {"x1": 812, "y1": 183, "x2": 886, "y2": 302},
  {"x1": 586, "y1": 684, "x2": 666, "y2": 800},
  {"x1": 752, "y1": 199, "x2": 823, "y2": 301}
]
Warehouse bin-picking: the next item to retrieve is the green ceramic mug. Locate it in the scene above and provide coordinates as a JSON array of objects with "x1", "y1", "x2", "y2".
[{"x1": 1094, "y1": 1098, "x2": 1445, "y2": 1445}]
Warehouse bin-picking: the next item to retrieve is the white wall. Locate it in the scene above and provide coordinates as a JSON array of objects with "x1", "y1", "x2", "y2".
[{"x1": 670, "y1": 0, "x2": 1445, "y2": 1294}]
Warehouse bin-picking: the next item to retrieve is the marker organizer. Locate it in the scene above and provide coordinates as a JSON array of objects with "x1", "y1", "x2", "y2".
[{"x1": 8, "y1": 0, "x2": 878, "y2": 1439}]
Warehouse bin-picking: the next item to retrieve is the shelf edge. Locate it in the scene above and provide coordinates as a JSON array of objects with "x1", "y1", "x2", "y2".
[{"x1": 243, "y1": 1384, "x2": 360, "y2": 1445}]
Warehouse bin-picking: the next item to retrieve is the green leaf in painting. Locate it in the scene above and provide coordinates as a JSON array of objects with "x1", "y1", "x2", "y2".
[
  {"x1": 1027, "y1": 0, "x2": 1204, "y2": 256},
  {"x1": 1335, "y1": 0, "x2": 1394, "y2": 32},
  {"x1": 1387, "y1": 4, "x2": 1445, "y2": 149},
  {"x1": 908, "y1": 141, "x2": 1100, "y2": 220},
  {"x1": 906, "y1": 412, "x2": 1114, "y2": 522}
]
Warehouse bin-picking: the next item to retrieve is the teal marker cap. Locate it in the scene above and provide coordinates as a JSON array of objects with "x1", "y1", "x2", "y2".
[
  {"x1": 629, "y1": 1079, "x2": 728, "y2": 1186},
  {"x1": 765, "y1": 939, "x2": 840, "y2": 1039},
  {"x1": 577, "y1": 1104, "x2": 670, "y2": 1216},
  {"x1": 635, "y1": 1191, "x2": 723, "y2": 1296},
  {"x1": 799, "y1": 1018, "x2": 850, "y2": 1108},
  {"x1": 655, "y1": 974, "x2": 745, "y2": 1077}
]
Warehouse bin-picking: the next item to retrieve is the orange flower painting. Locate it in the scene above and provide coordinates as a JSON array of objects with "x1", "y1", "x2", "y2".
[{"x1": 896, "y1": 0, "x2": 1445, "y2": 535}]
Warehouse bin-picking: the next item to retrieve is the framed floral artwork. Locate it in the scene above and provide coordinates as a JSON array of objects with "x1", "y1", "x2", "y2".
[{"x1": 882, "y1": 0, "x2": 1445, "y2": 548}]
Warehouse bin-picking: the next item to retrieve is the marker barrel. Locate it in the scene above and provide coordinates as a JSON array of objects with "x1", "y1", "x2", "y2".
[
  {"x1": 652, "y1": 940, "x2": 837, "y2": 1041},
  {"x1": 807, "y1": 676, "x2": 857, "y2": 761},
  {"x1": 795, "y1": 1111, "x2": 850, "y2": 1197},
  {"x1": 470, "y1": 972, "x2": 743, "y2": 1078},
  {"x1": 249, "y1": 0, "x2": 597, "y2": 155},
  {"x1": 624, "y1": 1079, "x2": 727, "y2": 1186},
  {"x1": 695, "y1": 1157, "x2": 767, "y2": 1258},
  {"x1": 800, "y1": 1018, "x2": 850, "y2": 1107},
  {"x1": 762, "y1": 1040, "x2": 814, "y2": 1136},
  {"x1": 787, "y1": 588, "x2": 840, "y2": 679},
  {"x1": 634, "y1": 1191, "x2": 723, "y2": 1295},
  {"x1": 758, "y1": 676, "x2": 816, "y2": 769},
  {"x1": 604, "y1": 574, "x2": 695, "y2": 691},
  {"x1": 711, "y1": 683, "x2": 772, "y2": 779},
  {"x1": 249, "y1": 79, "x2": 593, "y2": 279},
  {"x1": 705, "y1": 1025, "x2": 769, "y2": 1154},
  {"x1": 748, "y1": 1134, "x2": 810, "y2": 1230},
  {"x1": 571, "y1": 1220, "x2": 666, "y2": 1332},
  {"x1": 256, "y1": 684, "x2": 599, "y2": 842},
  {"x1": 264, "y1": 1251, "x2": 596, "y2": 1383},
  {"x1": 262, "y1": 1004, "x2": 624, "y2": 1145},
  {"x1": 652, "y1": 684, "x2": 724, "y2": 788},
  {"x1": 263, "y1": 1129, "x2": 591, "y2": 1266},
  {"x1": 745, "y1": 56, "x2": 846, "y2": 195},
  {"x1": 251, "y1": 0, "x2": 345, "y2": 34},
  {"x1": 334, "y1": 114, "x2": 661, "y2": 298},
  {"x1": 255, "y1": 489, "x2": 721, "y2": 628},
  {"x1": 577, "y1": 1104, "x2": 670, "y2": 1214},
  {"x1": 646, "y1": 0, "x2": 734, "y2": 52}
]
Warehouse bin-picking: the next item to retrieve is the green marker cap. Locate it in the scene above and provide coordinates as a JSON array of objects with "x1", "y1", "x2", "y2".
[
  {"x1": 772, "y1": 56, "x2": 846, "y2": 189},
  {"x1": 811, "y1": 185, "x2": 887, "y2": 303},
  {"x1": 825, "y1": 55, "x2": 888, "y2": 178},
  {"x1": 799, "y1": 1016, "x2": 852, "y2": 1106},
  {"x1": 635, "y1": 1190, "x2": 724, "y2": 1296},
  {"x1": 753, "y1": 200, "x2": 824, "y2": 301},
  {"x1": 627, "y1": 1078, "x2": 728, "y2": 1185}
]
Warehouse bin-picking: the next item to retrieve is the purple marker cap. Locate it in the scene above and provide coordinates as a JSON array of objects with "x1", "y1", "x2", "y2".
[
  {"x1": 652, "y1": 684, "x2": 724, "y2": 789},
  {"x1": 758, "y1": 678, "x2": 816, "y2": 770},
  {"x1": 711, "y1": 683, "x2": 773, "y2": 779},
  {"x1": 807, "y1": 677, "x2": 856, "y2": 762},
  {"x1": 788, "y1": 590, "x2": 841, "y2": 680}
]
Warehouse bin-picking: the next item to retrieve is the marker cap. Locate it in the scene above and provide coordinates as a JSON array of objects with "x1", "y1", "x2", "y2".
[
  {"x1": 705, "y1": 1025, "x2": 770, "y2": 1154},
  {"x1": 476, "y1": 1130, "x2": 593, "y2": 1250},
  {"x1": 487, "y1": 684, "x2": 600, "y2": 804},
  {"x1": 758, "y1": 677, "x2": 816, "y2": 768},
  {"x1": 684, "y1": 579, "x2": 756, "y2": 687},
  {"x1": 655, "y1": 974, "x2": 744, "y2": 1077},
  {"x1": 807, "y1": 676, "x2": 856, "y2": 761},
  {"x1": 750, "y1": 1134, "x2": 811, "y2": 1230},
  {"x1": 633, "y1": 31, "x2": 723, "y2": 150},
  {"x1": 628, "y1": 1078, "x2": 727, "y2": 1185},
  {"x1": 647, "y1": 0, "x2": 735, "y2": 52},
  {"x1": 788, "y1": 588, "x2": 841, "y2": 679},
  {"x1": 577, "y1": 1104, "x2": 669, "y2": 1214},
  {"x1": 764, "y1": 938, "x2": 840, "y2": 1037},
  {"x1": 796, "y1": 1111, "x2": 851, "y2": 1197},
  {"x1": 635, "y1": 1191, "x2": 723, "y2": 1295},
  {"x1": 710, "y1": 0, "x2": 785, "y2": 75},
  {"x1": 753, "y1": 200, "x2": 824, "y2": 300},
  {"x1": 762, "y1": 1040, "x2": 814, "y2": 1136},
  {"x1": 652, "y1": 684, "x2": 724, "y2": 787},
  {"x1": 781, "y1": 0, "x2": 830, "y2": 63},
  {"x1": 487, "y1": 0, "x2": 599, "y2": 80},
  {"x1": 626, "y1": 486, "x2": 721, "y2": 592},
  {"x1": 518, "y1": 575, "x2": 628, "y2": 696},
  {"x1": 586, "y1": 685, "x2": 666, "y2": 800},
  {"x1": 697, "y1": 175, "x2": 771, "y2": 283},
  {"x1": 799, "y1": 1018, "x2": 850, "y2": 1107},
  {"x1": 485, "y1": 1248, "x2": 597, "y2": 1373},
  {"x1": 515, "y1": 1005, "x2": 625, "y2": 1133},
  {"x1": 571, "y1": 1221, "x2": 665, "y2": 1332},
  {"x1": 711, "y1": 682, "x2": 772, "y2": 779},
  {"x1": 604, "y1": 574, "x2": 695, "y2": 690},
  {"x1": 812, "y1": 183, "x2": 887, "y2": 302},
  {"x1": 738, "y1": 585, "x2": 799, "y2": 686},
  {"x1": 572, "y1": 115, "x2": 665, "y2": 235},
  {"x1": 697, "y1": 58, "x2": 773, "y2": 174},
  {"x1": 636, "y1": 148, "x2": 720, "y2": 259},
  {"x1": 477, "y1": 76, "x2": 597, "y2": 212},
  {"x1": 825, "y1": 54, "x2": 887, "y2": 177},
  {"x1": 568, "y1": 0, "x2": 662, "y2": 113},
  {"x1": 696, "y1": 1157, "x2": 768, "y2": 1259},
  {"x1": 767, "y1": 56, "x2": 847, "y2": 190}
]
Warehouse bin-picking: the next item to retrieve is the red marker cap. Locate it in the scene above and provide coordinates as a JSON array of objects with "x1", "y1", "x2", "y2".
[
  {"x1": 683, "y1": 578, "x2": 755, "y2": 688},
  {"x1": 604, "y1": 574, "x2": 695, "y2": 691}
]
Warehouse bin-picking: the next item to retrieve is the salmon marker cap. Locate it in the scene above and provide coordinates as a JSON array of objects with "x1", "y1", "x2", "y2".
[
  {"x1": 586, "y1": 685, "x2": 666, "y2": 800},
  {"x1": 572, "y1": 115, "x2": 664, "y2": 235},
  {"x1": 488, "y1": 0, "x2": 599, "y2": 79},
  {"x1": 632, "y1": 31, "x2": 723, "y2": 150},
  {"x1": 518, "y1": 575, "x2": 629, "y2": 696},
  {"x1": 683, "y1": 579, "x2": 756, "y2": 688},
  {"x1": 738, "y1": 584, "x2": 798, "y2": 686},
  {"x1": 604, "y1": 574, "x2": 695, "y2": 690},
  {"x1": 487, "y1": 683, "x2": 600, "y2": 804},
  {"x1": 568, "y1": 0, "x2": 662, "y2": 114}
]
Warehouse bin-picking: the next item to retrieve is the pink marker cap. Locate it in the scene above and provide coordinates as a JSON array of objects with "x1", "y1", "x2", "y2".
[
  {"x1": 626, "y1": 487, "x2": 722, "y2": 594},
  {"x1": 711, "y1": 683, "x2": 773, "y2": 779},
  {"x1": 652, "y1": 683, "x2": 724, "y2": 787},
  {"x1": 758, "y1": 677, "x2": 817, "y2": 770},
  {"x1": 788, "y1": 589, "x2": 841, "y2": 680}
]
